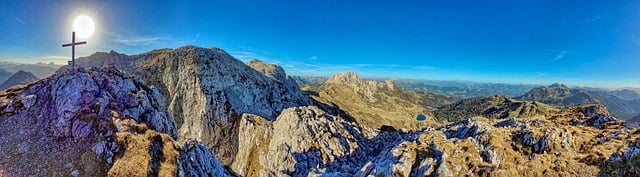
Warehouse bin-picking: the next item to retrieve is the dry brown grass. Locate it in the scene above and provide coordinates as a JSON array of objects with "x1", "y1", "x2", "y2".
[
  {"x1": 108, "y1": 120, "x2": 181, "y2": 177},
  {"x1": 312, "y1": 84, "x2": 445, "y2": 130},
  {"x1": 413, "y1": 114, "x2": 640, "y2": 176}
]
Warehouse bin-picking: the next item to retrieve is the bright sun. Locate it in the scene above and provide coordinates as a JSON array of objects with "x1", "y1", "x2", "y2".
[{"x1": 73, "y1": 15, "x2": 95, "y2": 39}]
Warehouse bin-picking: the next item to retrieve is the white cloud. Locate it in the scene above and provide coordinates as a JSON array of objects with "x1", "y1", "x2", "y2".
[
  {"x1": 106, "y1": 31, "x2": 172, "y2": 46},
  {"x1": 177, "y1": 33, "x2": 202, "y2": 45},
  {"x1": 546, "y1": 50, "x2": 567, "y2": 64},
  {"x1": 227, "y1": 49, "x2": 442, "y2": 79},
  {"x1": 14, "y1": 17, "x2": 25, "y2": 24},
  {"x1": 536, "y1": 71, "x2": 547, "y2": 76}
]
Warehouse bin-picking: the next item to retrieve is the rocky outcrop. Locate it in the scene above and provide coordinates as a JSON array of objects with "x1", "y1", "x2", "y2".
[
  {"x1": 322, "y1": 72, "x2": 398, "y2": 103},
  {"x1": 0, "y1": 66, "x2": 231, "y2": 176},
  {"x1": 246, "y1": 59, "x2": 307, "y2": 107},
  {"x1": 232, "y1": 106, "x2": 378, "y2": 176},
  {"x1": 178, "y1": 140, "x2": 234, "y2": 177},
  {"x1": 337, "y1": 114, "x2": 639, "y2": 176},
  {"x1": 53, "y1": 45, "x2": 639, "y2": 176},
  {"x1": 76, "y1": 46, "x2": 312, "y2": 164}
]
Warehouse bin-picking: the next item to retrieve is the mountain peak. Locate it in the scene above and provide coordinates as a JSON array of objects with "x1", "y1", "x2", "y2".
[
  {"x1": 247, "y1": 59, "x2": 287, "y2": 82},
  {"x1": 325, "y1": 71, "x2": 362, "y2": 85},
  {"x1": 0, "y1": 70, "x2": 38, "y2": 90},
  {"x1": 549, "y1": 83, "x2": 569, "y2": 89},
  {"x1": 14, "y1": 70, "x2": 30, "y2": 75}
]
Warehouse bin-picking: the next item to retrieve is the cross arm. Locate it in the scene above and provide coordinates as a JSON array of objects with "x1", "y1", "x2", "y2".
[{"x1": 62, "y1": 41, "x2": 87, "y2": 47}]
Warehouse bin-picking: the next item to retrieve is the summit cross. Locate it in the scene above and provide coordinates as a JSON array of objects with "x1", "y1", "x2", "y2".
[{"x1": 61, "y1": 31, "x2": 87, "y2": 70}]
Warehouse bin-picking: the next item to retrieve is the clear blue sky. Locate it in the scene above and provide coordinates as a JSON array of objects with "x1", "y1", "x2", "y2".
[{"x1": 1, "y1": 1, "x2": 639, "y2": 88}]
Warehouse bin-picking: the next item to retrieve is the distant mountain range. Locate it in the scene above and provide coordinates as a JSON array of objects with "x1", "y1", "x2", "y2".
[
  {"x1": 391, "y1": 79, "x2": 543, "y2": 98},
  {"x1": 434, "y1": 95, "x2": 558, "y2": 122},
  {"x1": 0, "y1": 70, "x2": 39, "y2": 90},
  {"x1": 294, "y1": 75, "x2": 542, "y2": 98},
  {"x1": 0, "y1": 61, "x2": 62, "y2": 78},
  {"x1": 610, "y1": 89, "x2": 640, "y2": 101},
  {"x1": 516, "y1": 83, "x2": 640, "y2": 119},
  {"x1": 291, "y1": 75, "x2": 327, "y2": 85},
  {"x1": 295, "y1": 75, "x2": 640, "y2": 121},
  {"x1": 0, "y1": 68, "x2": 13, "y2": 84},
  {"x1": 0, "y1": 61, "x2": 60, "y2": 91}
]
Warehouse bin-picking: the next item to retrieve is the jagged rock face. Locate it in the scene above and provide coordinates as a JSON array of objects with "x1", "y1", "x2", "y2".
[
  {"x1": 246, "y1": 59, "x2": 307, "y2": 109},
  {"x1": 0, "y1": 67, "x2": 175, "y2": 176},
  {"x1": 345, "y1": 109, "x2": 640, "y2": 176},
  {"x1": 322, "y1": 71, "x2": 396, "y2": 103},
  {"x1": 178, "y1": 140, "x2": 234, "y2": 177},
  {"x1": 325, "y1": 72, "x2": 364, "y2": 87},
  {"x1": 75, "y1": 50, "x2": 134, "y2": 70},
  {"x1": 247, "y1": 59, "x2": 286, "y2": 82},
  {"x1": 0, "y1": 66, "x2": 232, "y2": 176},
  {"x1": 76, "y1": 46, "x2": 312, "y2": 164},
  {"x1": 232, "y1": 106, "x2": 378, "y2": 176}
]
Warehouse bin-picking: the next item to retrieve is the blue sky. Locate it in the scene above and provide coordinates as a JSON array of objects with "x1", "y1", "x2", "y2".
[{"x1": 1, "y1": 1, "x2": 639, "y2": 88}]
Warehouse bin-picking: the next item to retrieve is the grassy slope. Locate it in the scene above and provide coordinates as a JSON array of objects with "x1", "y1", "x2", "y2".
[{"x1": 302, "y1": 82, "x2": 457, "y2": 130}]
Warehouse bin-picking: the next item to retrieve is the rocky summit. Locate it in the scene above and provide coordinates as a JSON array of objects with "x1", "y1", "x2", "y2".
[
  {"x1": 3, "y1": 45, "x2": 640, "y2": 177},
  {"x1": 75, "y1": 46, "x2": 312, "y2": 164},
  {"x1": 0, "y1": 66, "x2": 232, "y2": 176}
]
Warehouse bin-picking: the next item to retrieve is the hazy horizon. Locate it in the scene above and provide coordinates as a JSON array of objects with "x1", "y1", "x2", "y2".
[
  {"x1": 1, "y1": 1, "x2": 639, "y2": 88},
  {"x1": 1, "y1": 54, "x2": 638, "y2": 90}
]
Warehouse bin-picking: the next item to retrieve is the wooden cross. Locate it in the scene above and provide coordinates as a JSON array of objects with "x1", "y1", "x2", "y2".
[{"x1": 61, "y1": 31, "x2": 87, "y2": 70}]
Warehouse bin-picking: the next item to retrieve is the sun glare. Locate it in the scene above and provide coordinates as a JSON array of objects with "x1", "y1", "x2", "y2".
[{"x1": 73, "y1": 15, "x2": 95, "y2": 38}]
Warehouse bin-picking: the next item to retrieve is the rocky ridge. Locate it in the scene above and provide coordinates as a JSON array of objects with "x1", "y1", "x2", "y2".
[
  {"x1": 51, "y1": 45, "x2": 640, "y2": 176},
  {"x1": 76, "y1": 46, "x2": 312, "y2": 164},
  {"x1": 434, "y1": 95, "x2": 559, "y2": 122},
  {"x1": 0, "y1": 66, "x2": 232, "y2": 176},
  {"x1": 517, "y1": 83, "x2": 640, "y2": 119},
  {"x1": 351, "y1": 104, "x2": 639, "y2": 176}
]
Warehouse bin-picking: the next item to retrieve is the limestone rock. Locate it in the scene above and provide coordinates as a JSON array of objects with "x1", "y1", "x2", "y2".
[
  {"x1": 76, "y1": 46, "x2": 312, "y2": 164},
  {"x1": 0, "y1": 66, "x2": 234, "y2": 176},
  {"x1": 232, "y1": 106, "x2": 376, "y2": 176},
  {"x1": 178, "y1": 140, "x2": 233, "y2": 177}
]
